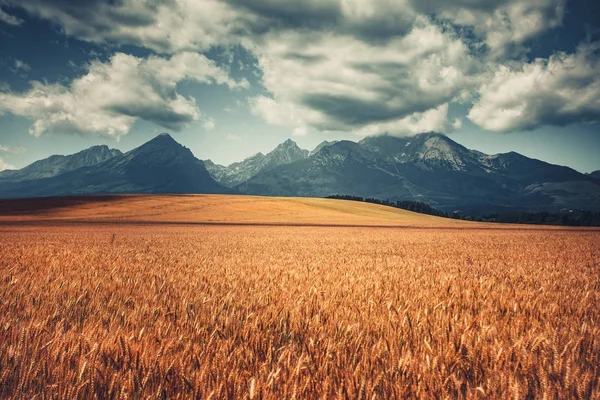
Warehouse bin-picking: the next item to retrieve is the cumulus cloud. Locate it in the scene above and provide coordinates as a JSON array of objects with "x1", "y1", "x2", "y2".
[
  {"x1": 0, "y1": 52, "x2": 244, "y2": 137},
  {"x1": 5, "y1": 0, "x2": 564, "y2": 58},
  {"x1": 251, "y1": 17, "x2": 480, "y2": 135},
  {"x1": 0, "y1": 7, "x2": 23, "y2": 26},
  {"x1": 411, "y1": 0, "x2": 565, "y2": 58},
  {"x1": 468, "y1": 42, "x2": 600, "y2": 132},
  {"x1": 5, "y1": 0, "x2": 251, "y2": 53},
  {"x1": 3, "y1": 0, "x2": 588, "y2": 137},
  {"x1": 3, "y1": 0, "x2": 417, "y2": 52}
]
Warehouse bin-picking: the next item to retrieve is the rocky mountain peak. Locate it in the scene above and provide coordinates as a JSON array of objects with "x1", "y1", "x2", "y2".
[{"x1": 270, "y1": 139, "x2": 309, "y2": 161}]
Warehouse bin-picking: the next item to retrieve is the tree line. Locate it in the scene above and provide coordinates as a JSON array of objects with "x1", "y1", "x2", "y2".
[{"x1": 325, "y1": 194, "x2": 600, "y2": 226}]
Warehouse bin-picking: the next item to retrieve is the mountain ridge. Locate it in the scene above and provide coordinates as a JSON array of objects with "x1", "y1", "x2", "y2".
[
  {"x1": 0, "y1": 145, "x2": 122, "y2": 182},
  {"x1": 588, "y1": 170, "x2": 600, "y2": 180},
  {"x1": 237, "y1": 132, "x2": 600, "y2": 213},
  {"x1": 203, "y1": 138, "x2": 309, "y2": 187},
  {"x1": 0, "y1": 133, "x2": 226, "y2": 198},
  {"x1": 0, "y1": 132, "x2": 598, "y2": 213}
]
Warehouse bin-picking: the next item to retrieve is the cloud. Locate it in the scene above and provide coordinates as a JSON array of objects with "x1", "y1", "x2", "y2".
[
  {"x1": 7, "y1": 0, "x2": 566, "y2": 57},
  {"x1": 0, "y1": 157, "x2": 14, "y2": 171},
  {"x1": 203, "y1": 117, "x2": 215, "y2": 130},
  {"x1": 452, "y1": 118, "x2": 463, "y2": 130},
  {"x1": 10, "y1": 59, "x2": 31, "y2": 75},
  {"x1": 468, "y1": 42, "x2": 600, "y2": 132},
  {"x1": 0, "y1": 144, "x2": 26, "y2": 154},
  {"x1": 0, "y1": 143, "x2": 21, "y2": 171},
  {"x1": 411, "y1": 0, "x2": 566, "y2": 58},
  {"x1": 250, "y1": 17, "x2": 480, "y2": 135},
  {"x1": 3, "y1": 0, "x2": 585, "y2": 137},
  {"x1": 0, "y1": 52, "x2": 244, "y2": 137},
  {"x1": 292, "y1": 126, "x2": 308, "y2": 137},
  {"x1": 5, "y1": 0, "x2": 251, "y2": 53},
  {"x1": 0, "y1": 7, "x2": 23, "y2": 26},
  {"x1": 354, "y1": 104, "x2": 452, "y2": 136},
  {"x1": 0, "y1": 158, "x2": 14, "y2": 171},
  {"x1": 6, "y1": 0, "x2": 566, "y2": 58}
]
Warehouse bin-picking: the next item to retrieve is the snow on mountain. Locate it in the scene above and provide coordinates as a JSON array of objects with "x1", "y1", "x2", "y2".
[{"x1": 204, "y1": 139, "x2": 309, "y2": 187}]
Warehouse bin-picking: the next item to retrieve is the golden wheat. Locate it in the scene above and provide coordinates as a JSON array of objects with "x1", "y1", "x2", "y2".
[{"x1": 0, "y1": 197, "x2": 598, "y2": 398}]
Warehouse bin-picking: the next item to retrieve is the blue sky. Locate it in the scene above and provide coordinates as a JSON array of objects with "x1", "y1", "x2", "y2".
[{"x1": 0, "y1": 0, "x2": 598, "y2": 172}]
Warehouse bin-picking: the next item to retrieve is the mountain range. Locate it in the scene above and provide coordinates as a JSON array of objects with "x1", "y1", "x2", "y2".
[
  {"x1": 1, "y1": 132, "x2": 598, "y2": 213},
  {"x1": 0, "y1": 133, "x2": 225, "y2": 198}
]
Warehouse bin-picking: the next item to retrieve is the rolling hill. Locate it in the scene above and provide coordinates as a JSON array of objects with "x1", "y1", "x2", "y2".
[{"x1": 0, "y1": 194, "x2": 471, "y2": 227}]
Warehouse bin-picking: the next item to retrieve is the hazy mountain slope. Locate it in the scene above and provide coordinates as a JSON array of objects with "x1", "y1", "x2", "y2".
[
  {"x1": 0, "y1": 134, "x2": 227, "y2": 198},
  {"x1": 204, "y1": 139, "x2": 309, "y2": 187},
  {"x1": 0, "y1": 145, "x2": 122, "y2": 182}
]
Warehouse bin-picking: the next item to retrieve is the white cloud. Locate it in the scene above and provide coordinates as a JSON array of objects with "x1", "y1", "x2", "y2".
[
  {"x1": 4, "y1": 0, "x2": 587, "y2": 138},
  {"x1": 411, "y1": 0, "x2": 565, "y2": 58},
  {"x1": 0, "y1": 157, "x2": 15, "y2": 171},
  {"x1": 292, "y1": 126, "x2": 308, "y2": 137},
  {"x1": 452, "y1": 117, "x2": 463, "y2": 130},
  {"x1": 0, "y1": 144, "x2": 25, "y2": 154},
  {"x1": 6, "y1": 0, "x2": 566, "y2": 59},
  {"x1": 8, "y1": 0, "x2": 251, "y2": 53},
  {"x1": 0, "y1": 7, "x2": 23, "y2": 26},
  {"x1": 0, "y1": 52, "x2": 244, "y2": 137},
  {"x1": 203, "y1": 117, "x2": 216, "y2": 130},
  {"x1": 468, "y1": 42, "x2": 600, "y2": 132},
  {"x1": 251, "y1": 17, "x2": 479, "y2": 134},
  {"x1": 0, "y1": 143, "x2": 20, "y2": 171},
  {"x1": 354, "y1": 104, "x2": 451, "y2": 136}
]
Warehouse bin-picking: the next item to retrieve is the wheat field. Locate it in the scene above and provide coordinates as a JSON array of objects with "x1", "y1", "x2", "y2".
[{"x1": 0, "y1": 196, "x2": 599, "y2": 399}]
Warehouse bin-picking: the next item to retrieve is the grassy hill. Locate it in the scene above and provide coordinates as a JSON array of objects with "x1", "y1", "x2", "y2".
[{"x1": 0, "y1": 194, "x2": 472, "y2": 227}]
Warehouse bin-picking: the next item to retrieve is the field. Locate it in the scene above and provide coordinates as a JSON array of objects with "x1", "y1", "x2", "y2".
[{"x1": 0, "y1": 195, "x2": 599, "y2": 399}]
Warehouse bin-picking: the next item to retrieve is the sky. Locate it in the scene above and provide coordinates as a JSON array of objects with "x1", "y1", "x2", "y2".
[{"x1": 0, "y1": 0, "x2": 599, "y2": 173}]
